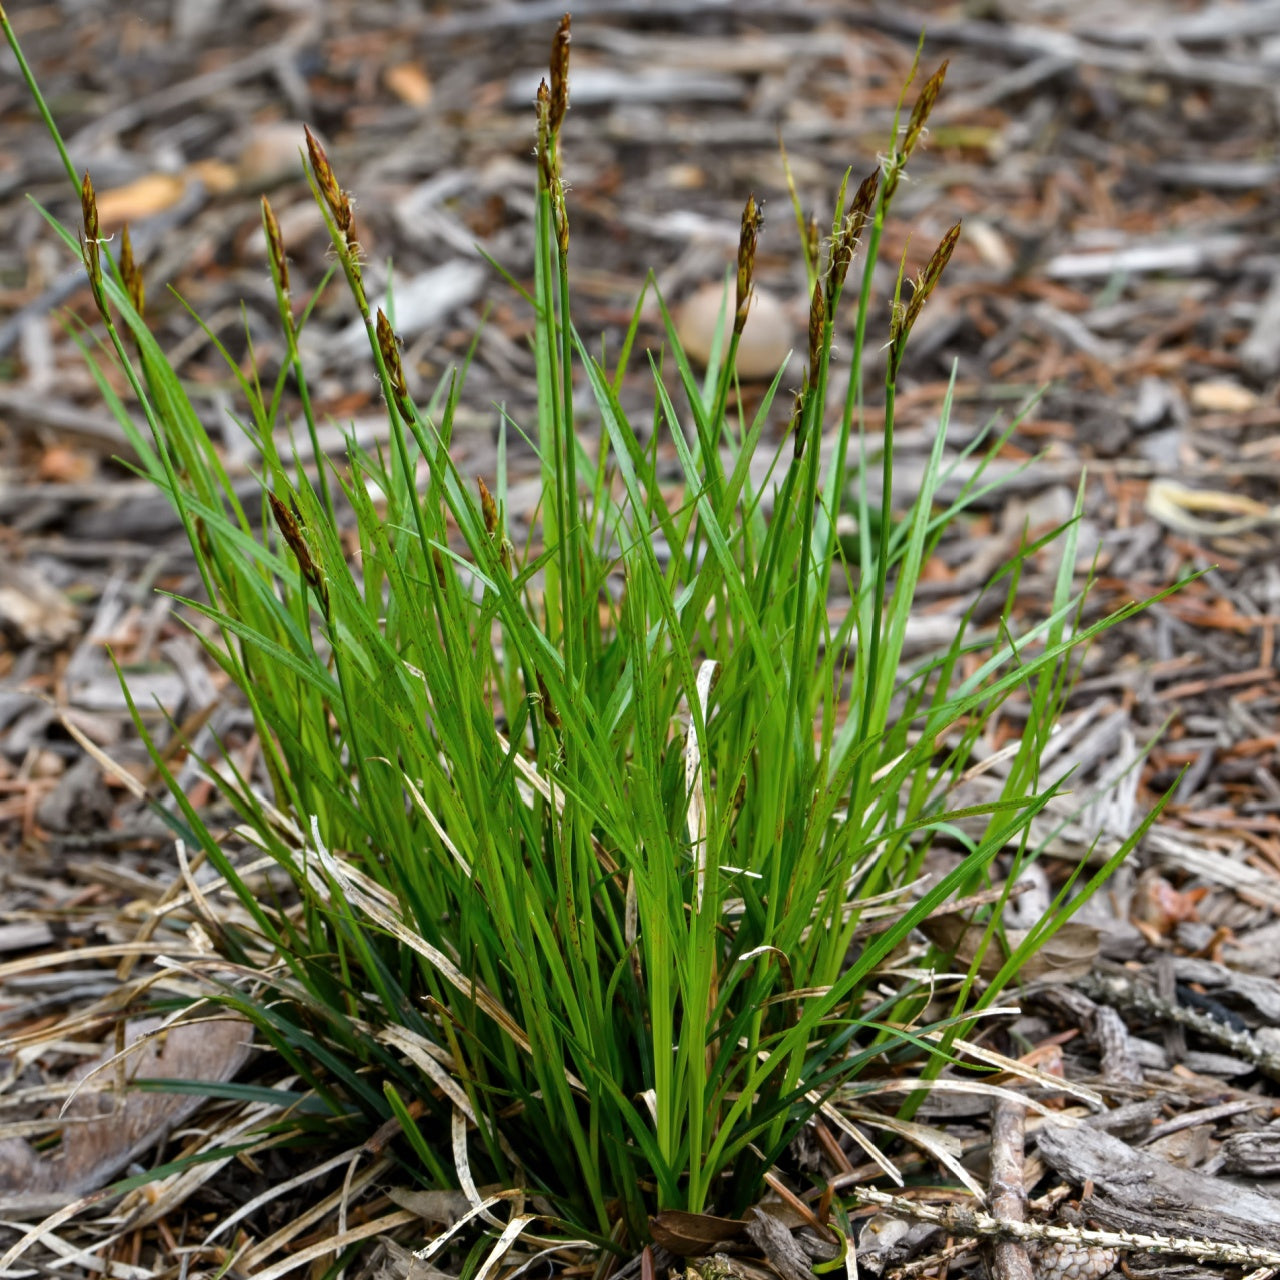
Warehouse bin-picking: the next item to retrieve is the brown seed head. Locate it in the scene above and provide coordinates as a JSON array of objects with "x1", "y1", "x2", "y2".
[
  {"x1": 790, "y1": 382, "x2": 808, "y2": 460},
  {"x1": 536, "y1": 671, "x2": 561, "y2": 729},
  {"x1": 901, "y1": 220, "x2": 961, "y2": 339},
  {"x1": 846, "y1": 167, "x2": 879, "y2": 238},
  {"x1": 376, "y1": 308, "x2": 407, "y2": 400},
  {"x1": 535, "y1": 79, "x2": 555, "y2": 190},
  {"x1": 805, "y1": 212, "x2": 821, "y2": 277},
  {"x1": 735, "y1": 193, "x2": 762, "y2": 334},
  {"x1": 304, "y1": 125, "x2": 350, "y2": 232},
  {"x1": 119, "y1": 224, "x2": 144, "y2": 317},
  {"x1": 261, "y1": 197, "x2": 289, "y2": 294},
  {"x1": 477, "y1": 476, "x2": 499, "y2": 539},
  {"x1": 807, "y1": 278, "x2": 826, "y2": 375},
  {"x1": 343, "y1": 209, "x2": 362, "y2": 264},
  {"x1": 826, "y1": 169, "x2": 878, "y2": 304},
  {"x1": 269, "y1": 491, "x2": 327, "y2": 609},
  {"x1": 80, "y1": 171, "x2": 101, "y2": 284},
  {"x1": 902, "y1": 61, "x2": 948, "y2": 163},
  {"x1": 548, "y1": 13, "x2": 571, "y2": 135},
  {"x1": 80, "y1": 171, "x2": 99, "y2": 243},
  {"x1": 826, "y1": 234, "x2": 852, "y2": 306},
  {"x1": 552, "y1": 173, "x2": 570, "y2": 256}
]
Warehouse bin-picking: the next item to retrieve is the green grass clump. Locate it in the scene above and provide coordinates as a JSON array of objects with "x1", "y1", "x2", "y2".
[{"x1": 5, "y1": 11, "x2": 1166, "y2": 1254}]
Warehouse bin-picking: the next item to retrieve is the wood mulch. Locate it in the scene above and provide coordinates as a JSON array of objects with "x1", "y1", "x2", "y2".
[{"x1": 2, "y1": 2, "x2": 1280, "y2": 1278}]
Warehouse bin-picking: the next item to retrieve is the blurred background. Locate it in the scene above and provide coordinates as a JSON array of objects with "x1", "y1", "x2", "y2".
[{"x1": 2, "y1": 0, "x2": 1280, "y2": 932}]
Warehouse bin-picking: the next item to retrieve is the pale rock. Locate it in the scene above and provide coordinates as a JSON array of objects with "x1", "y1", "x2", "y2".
[
  {"x1": 675, "y1": 282, "x2": 794, "y2": 381},
  {"x1": 235, "y1": 122, "x2": 314, "y2": 192}
]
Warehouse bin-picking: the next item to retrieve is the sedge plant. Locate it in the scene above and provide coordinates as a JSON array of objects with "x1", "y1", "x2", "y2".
[{"x1": 4, "y1": 10, "x2": 1170, "y2": 1251}]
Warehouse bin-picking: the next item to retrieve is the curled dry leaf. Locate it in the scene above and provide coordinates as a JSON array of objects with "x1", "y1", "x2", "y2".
[
  {"x1": 93, "y1": 172, "x2": 188, "y2": 229},
  {"x1": 649, "y1": 1209, "x2": 748, "y2": 1255},
  {"x1": 1130, "y1": 869, "x2": 1206, "y2": 938},
  {"x1": 0, "y1": 1015, "x2": 253, "y2": 1218},
  {"x1": 1146, "y1": 479, "x2": 1280, "y2": 538},
  {"x1": 919, "y1": 914, "x2": 1101, "y2": 985},
  {"x1": 384, "y1": 62, "x2": 433, "y2": 107}
]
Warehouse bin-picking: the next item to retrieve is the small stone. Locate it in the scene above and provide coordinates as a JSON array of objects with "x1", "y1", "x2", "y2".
[
  {"x1": 235, "y1": 122, "x2": 313, "y2": 192},
  {"x1": 675, "y1": 282, "x2": 794, "y2": 381},
  {"x1": 30, "y1": 750, "x2": 65, "y2": 779},
  {"x1": 665, "y1": 163, "x2": 705, "y2": 189},
  {"x1": 965, "y1": 218, "x2": 1013, "y2": 273}
]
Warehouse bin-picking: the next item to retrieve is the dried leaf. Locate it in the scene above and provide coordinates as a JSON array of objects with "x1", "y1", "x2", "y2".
[
  {"x1": 1189, "y1": 379, "x2": 1257, "y2": 413},
  {"x1": 1146, "y1": 479, "x2": 1279, "y2": 537},
  {"x1": 649, "y1": 1209, "x2": 747, "y2": 1255},
  {"x1": 920, "y1": 914, "x2": 1100, "y2": 984},
  {"x1": 94, "y1": 173, "x2": 188, "y2": 228},
  {"x1": 0, "y1": 1015, "x2": 252, "y2": 1217},
  {"x1": 384, "y1": 62, "x2": 433, "y2": 107}
]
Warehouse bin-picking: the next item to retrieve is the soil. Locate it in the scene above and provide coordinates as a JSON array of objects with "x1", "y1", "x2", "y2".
[{"x1": 3, "y1": 3, "x2": 1280, "y2": 1279}]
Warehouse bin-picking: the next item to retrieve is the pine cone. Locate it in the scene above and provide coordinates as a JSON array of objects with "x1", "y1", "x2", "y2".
[{"x1": 1030, "y1": 1241, "x2": 1119, "y2": 1280}]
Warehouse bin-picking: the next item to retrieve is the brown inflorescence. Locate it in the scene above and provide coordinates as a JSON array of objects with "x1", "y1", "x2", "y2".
[
  {"x1": 261, "y1": 196, "x2": 289, "y2": 295},
  {"x1": 119, "y1": 224, "x2": 144, "y2": 317},
  {"x1": 889, "y1": 220, "x2": 961, "y2": 379},
  {"x1": 79, "y1": 170, "x2": 101, "y2": 289},
  {"x1": 548, "y1": 13, "x2": 570, "y2": 136},
  {"x1": 827, "y1": 166, "x2": 879, "y2": 304},
  {"x1": 735, "y1": 194, "x2": 762, "y2": 336},
  {"x1": 806, "y1": 278, "x2": 826, "y2": 378},
  {"x1": 269, "y1": 492, "x2": 328, "y2": 613}
]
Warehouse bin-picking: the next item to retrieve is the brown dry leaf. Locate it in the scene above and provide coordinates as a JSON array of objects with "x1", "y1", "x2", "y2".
[
  {"x1": 919, "y1": 914, "x2": 1100, "y2": 984},
  {"x1": 1190, "y1": 379, "x2": 1258, "y2": 413},
  {"x1": 386, "y1": 1186, "x2": 474, "y2": 1227},
  {"x1": 0, "y1": 1014, "x2": 253, "y2": 1217},
  {"x1": 187, "y1": 157, "x2": 238, "y2": 194},
  {"x1": 965, "y1": 219, "x2": 1014, "y2": 273},
  {"x1": 364, "y1": 1237, "x2": 457, "y2": 1280},
  {"x1": 94, "y1": 173, "x2": 188, "y2": 228},
  {"x1": 37, "y1": 444, "x2": 95, "y2": 484},
  {"x1": 0, "y1": 562, "x2": 78, "y2": 646},
  {"x1": 384, "y1": 62, "x2": 433, "y2": 107},
  {"x1": 1130, "y1": 869, "x2": 1207, "y2": 936},
  {"x1": 649, "y1": 1208, "x2": 747, "y2": 1254}
]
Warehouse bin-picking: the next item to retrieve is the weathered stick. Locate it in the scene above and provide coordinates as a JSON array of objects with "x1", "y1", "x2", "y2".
[
  {"x1": 848, "y1": 1187, "x2": 1280, "y2": 1271},
  {"x1": 989, "y1": 1098, "x2": 1035, "y2": 1280}
]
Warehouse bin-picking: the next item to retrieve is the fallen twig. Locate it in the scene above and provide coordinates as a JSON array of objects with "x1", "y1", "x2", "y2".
[
  {"x1": 988, "y1": 1098, "x2": 1035, "y2": 1280},
  {"x1": 848, "y1": 1187, "x2": 1280, "y2": 1271},
  {"x1": 1080, "y1": 967, "x2": 1280, "y2": 1082}
]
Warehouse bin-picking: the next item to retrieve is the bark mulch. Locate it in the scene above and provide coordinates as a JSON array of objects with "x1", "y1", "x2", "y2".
[{"x1": 2, "y1": 2, "x2": 1280, "y2": 1278}]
